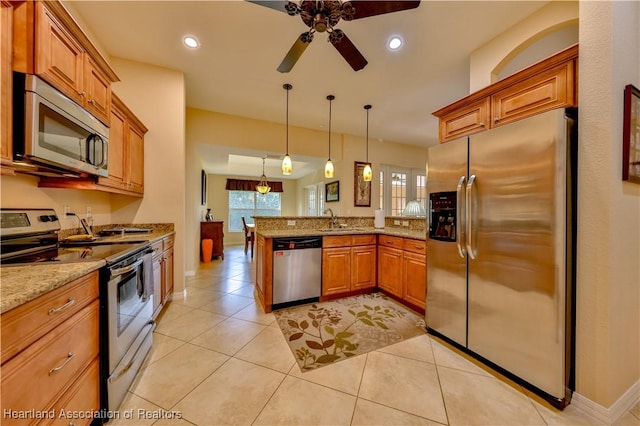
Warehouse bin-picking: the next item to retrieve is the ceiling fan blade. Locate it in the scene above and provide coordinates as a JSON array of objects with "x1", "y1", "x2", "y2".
[
  {"x1": 246, "y1": 1, "x2": 296, "y2": 14},
  {"x1": 277, "y1": 34, "x2": 312, "y2": 73},
  {"x1": 345, "y1": 1, "x2": 420, "y2": 20},
  {"x1": 330, "y1": 31, "x2": 368, "y2": 71}
]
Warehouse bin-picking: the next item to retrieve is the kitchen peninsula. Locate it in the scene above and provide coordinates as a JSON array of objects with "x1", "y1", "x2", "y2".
[{"x1": 252, "y1": 216, "x2": 427, "y2": 314}]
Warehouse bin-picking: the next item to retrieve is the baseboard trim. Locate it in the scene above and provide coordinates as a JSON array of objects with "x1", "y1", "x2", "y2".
[{"x1": 572, "y1": 380, "x2": 640, "y2": 425}]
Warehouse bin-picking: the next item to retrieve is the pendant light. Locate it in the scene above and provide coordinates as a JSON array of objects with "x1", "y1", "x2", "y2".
[
  {"x1": 256, "y1": 156, "x2": 271, "y2": 194},
  {"x1": 325, "y1": 94, "x2": 335, "y2": 178},
  {"x1": 281, "y1": 83, "x2": 293, "y2": 175},
  {"x1": 363, "y1": 104, "x2": 373, "y2": 182}
]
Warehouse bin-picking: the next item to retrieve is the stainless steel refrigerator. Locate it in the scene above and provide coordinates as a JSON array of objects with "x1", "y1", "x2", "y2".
[{"x1": 425, "y1": 108, "x2": 576, "y2": 407}]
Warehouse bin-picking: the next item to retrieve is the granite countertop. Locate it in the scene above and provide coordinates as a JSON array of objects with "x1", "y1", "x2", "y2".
[
  {"x1": 257, "y1": 227, "x2": 426, "y2": 241},
  {"x1": 0, "y1": 261, "x2": 105, "y2": 314},
  {"x1": 1, "y1": 226, "x2": 175, "y2": 315}
]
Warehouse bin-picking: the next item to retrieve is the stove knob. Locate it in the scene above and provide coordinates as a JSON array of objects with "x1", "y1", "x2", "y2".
[
  {"x1": 39, "y1": 215, "x2": 51, "y2": 222},
  {"x1": 49, "y1": 214, "x2": 59, "y2": 222}
]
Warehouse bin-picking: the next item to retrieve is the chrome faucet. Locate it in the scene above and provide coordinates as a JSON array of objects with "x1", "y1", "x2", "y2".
[{"x1": 324, "y1": 208, "x2": 339, "y2": 228}]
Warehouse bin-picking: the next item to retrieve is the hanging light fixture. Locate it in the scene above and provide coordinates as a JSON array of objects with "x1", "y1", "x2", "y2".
[
  {"x1": 363, "y1": 104, "x2": 373, "y2": 182},
  {"x1": 256, "y1": 156, "x2": 271, "y2": 194},
  {"x1": 281, "y1": 83, "x2": 293, "y2": 175},
  {"x1": 325, "y1": 94, "x2": 335, "y2": 178}
]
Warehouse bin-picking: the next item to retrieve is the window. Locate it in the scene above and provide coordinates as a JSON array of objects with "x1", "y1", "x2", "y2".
[
  {"x1": 380, "y1": 165, "x2": 426, "y2": 216},
  {"x1": 228, "y1": 191, "x2": 281, "y2": 232},
  {"x1": 304, "y1": 183, "x2": 325, "y2": 216}
]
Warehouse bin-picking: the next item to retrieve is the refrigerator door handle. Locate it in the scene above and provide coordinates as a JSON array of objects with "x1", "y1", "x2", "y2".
[
  {"x1": 456, "y1": 175, "x2": 467, "y2": 258},
  {"x1": 466, "y1": 174, "x2": 477, "y2": 259}
]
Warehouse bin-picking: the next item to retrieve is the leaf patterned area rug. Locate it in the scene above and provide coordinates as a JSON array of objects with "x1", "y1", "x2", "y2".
[{"x1": 274, "y1": 292, "x2": 427, "y2": 372}]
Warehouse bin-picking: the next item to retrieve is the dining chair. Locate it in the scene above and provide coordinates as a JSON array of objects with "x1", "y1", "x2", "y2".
[{"x1": 241, "y1": 217, "x2": 254, "y2": 258}]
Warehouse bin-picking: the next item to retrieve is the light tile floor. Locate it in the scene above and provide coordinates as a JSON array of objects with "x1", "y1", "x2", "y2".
[{"x1": 113, "y1": 246, "x2": 640, "y2": 426}]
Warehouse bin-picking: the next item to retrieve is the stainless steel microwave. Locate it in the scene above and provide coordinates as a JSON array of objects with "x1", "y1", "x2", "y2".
[{"x1": 12, "y1": 72, "x2": 109, "y2": 177}]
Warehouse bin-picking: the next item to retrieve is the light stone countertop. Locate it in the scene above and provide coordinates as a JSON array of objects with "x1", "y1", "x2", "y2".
[
  {"x1": 257, "y1": 227, "x2": 426, "y2": 240},
  {"x1": 1, "y1": 261, "x2": 105, "y2": 314},
  {"x1": 1, "y1": 226, "x2": 175, "y2": 315}
]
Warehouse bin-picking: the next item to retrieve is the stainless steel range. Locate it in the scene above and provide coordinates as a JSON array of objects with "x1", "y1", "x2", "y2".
[{"x1": 0, "y1": 208, "x2": 155, "y2": 416}]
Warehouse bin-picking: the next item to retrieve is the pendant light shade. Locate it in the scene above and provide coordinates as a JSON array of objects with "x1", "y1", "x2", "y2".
[
  {"x1": 282, "y1": 84, "x2": 293, "y2": 175},
  {"x1": 257, "y1": 156, "x2": 271, "y2": 194},
  {"x1": 363, "y1": 104, "x2": 373, "y2": 182},
  {"x1": 325, "y1": 95, "x2": 335, "y2": 178}
]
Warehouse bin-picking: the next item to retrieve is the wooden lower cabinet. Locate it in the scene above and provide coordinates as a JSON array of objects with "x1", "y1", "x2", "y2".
[
  {"x1": 322, "y1": 247, "x2": 351, "y2": 296},
  {"x1": 377, "y1": 245, "x2": 403, "y2": 297},
  {"x1": 255, "y1": 235, "x2": 274, "y2": 312},
  {"x1": 162, "y1": 236, "x2": 174, "y2": 303},
  {"x1": 403, "y1": 251, "x2": 427, "y2": 310},
  {"x1": 322, "y1": 235, "x2": 376, "y2": 297},
  {"x1": 151, "y1": 234, "x2": 175, "y2": 318},
  {"x1": 378, "y1": 236, "x2": 427, "y2": 312},
  {"x1": 200, "y1": 221, "x2": 224, "y2": 260},
  {"x1": 0, "y1": 272, "x2": 100, "y2": 425}
]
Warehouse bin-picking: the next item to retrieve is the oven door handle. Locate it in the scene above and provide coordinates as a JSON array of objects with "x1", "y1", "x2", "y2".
[{"x1": 110, "y1": 258, "x2": 144, "y2": 278}]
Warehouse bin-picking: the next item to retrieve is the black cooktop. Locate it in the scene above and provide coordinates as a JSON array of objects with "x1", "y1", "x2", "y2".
[{"x1": 2, "y1": 242, "x2": 149, "y2": 266}]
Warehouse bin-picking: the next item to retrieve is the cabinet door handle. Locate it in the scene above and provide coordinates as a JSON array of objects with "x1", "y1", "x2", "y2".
[
  {"x1": 494, "y1": 117, "x2": 500, "y2": 123},
  {"x1": 49, "y1": 352, "x2": 74, "y2": 375},
  {"x1": 78, "y1": 91, "x2": 86, "y2": 97},
  {"x1": 48, "y1": 298, "x2": 75, "y2": 315},
  {"x1": 88, "y1": 99, "x2": 96, "y2": 105}
]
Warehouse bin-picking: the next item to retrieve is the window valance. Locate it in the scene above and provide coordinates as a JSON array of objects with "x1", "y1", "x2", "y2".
[{"x1": 225, "y1": 178, "x2": 283, "y2": 193}]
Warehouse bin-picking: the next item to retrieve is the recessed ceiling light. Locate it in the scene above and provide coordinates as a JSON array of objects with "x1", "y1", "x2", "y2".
[
  {"x1": 183, "y1": 36, "x2": 199, "y2": 48},
  {"x1": 388, "y1": 36, "x2": 403, "y2": 50}
]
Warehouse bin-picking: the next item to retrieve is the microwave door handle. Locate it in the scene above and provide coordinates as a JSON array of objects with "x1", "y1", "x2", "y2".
[
  {"x1": 98, "y1": 137, "x2": 108, "y2": 168},
  {"x1": 92, "y1": 134, "x2": 107, "y2": 168},
  {"x1": 86, "y1": 134, "x2": 96, "y2": 165}
]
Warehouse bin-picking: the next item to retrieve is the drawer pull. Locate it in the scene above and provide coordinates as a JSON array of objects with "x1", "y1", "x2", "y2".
[
  {"x1": 414, "y1": 244, "x2": 423, "y2": 249},
  {"x1": 48, "y1": 298, "x2": 75, "y2": 315},
  {"x1": 49, "y1": 352, "x2": 74, "y2": 375}
]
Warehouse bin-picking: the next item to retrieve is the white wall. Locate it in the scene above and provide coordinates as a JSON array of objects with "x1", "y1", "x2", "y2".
[
  {"x1": 575, "y1": 0, "x2": 640, "y2": 412},
  {"x1": 109, "y1": 58, "x2": 187, "y2": 294}
]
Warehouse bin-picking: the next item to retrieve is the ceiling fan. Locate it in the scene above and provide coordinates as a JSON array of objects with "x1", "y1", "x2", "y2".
[{"x1": 249, "y1": 1, "x2": 421, "y2": 73}]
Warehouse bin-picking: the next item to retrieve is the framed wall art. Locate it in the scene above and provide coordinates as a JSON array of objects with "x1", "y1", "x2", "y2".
[
  {"x1": 326, "y1": 180, "x2": 340, "y2": 202},
  {"x1": 623, "y1": 84, "x2": 640, "y2": 183},
  {"x1": 201, "y1": 170, "x2": 207, "y2": 205},
  {"x1": 354, "y1": 161, "x2": 371, "y2": 207}
]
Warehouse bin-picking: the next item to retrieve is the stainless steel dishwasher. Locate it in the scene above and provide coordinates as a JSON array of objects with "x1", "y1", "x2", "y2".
[{"x1": 272, "y1": 236, "x2": 322, "y2": 310}]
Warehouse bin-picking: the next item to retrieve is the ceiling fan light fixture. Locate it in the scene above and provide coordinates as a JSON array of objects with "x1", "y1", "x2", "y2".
[
  {"x1": 325, "y1": 94, "x2": 336, "y2": 179},
  {"x1": 388, "y1": 35, "x2": 403, "y2": 51},
  {"x1": 282, "y1": 83, "x2": 293, "y2": 175},
  {"x1": 183, "y1": 36, "x2": 199, "y2": 48}
]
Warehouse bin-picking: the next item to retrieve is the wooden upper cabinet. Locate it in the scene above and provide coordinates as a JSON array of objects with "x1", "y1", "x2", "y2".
[
  {"x1": 434, "y1": 44, "x2": 578, "y2": 143},
  {"x1": 126, "y1": 122, "x2": 145, "y2": 193},
  {"x1": 35, "y1": 2, "x2": 84, "y2": 105},
  {"x1": 97, "y1": 94, "x2": 147, "y2": 195},
  {"x1": 491, "y1": 62, "x2": 574, "y2": 127},
  {"x1": 439, "y1": 98, "x2": 490, "y2": 142},
  {"x1": 84, "y1": 54, "x2": 111, "y2": 121},
  {"x1": 1, "y1": 1, "x2": 13, "y2": 172},
  {"x1": 13, "y1": 1, "x2": 119, "y2": 125}
]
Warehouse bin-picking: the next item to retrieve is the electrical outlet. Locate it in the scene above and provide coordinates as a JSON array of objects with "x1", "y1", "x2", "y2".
[
  {"x1": 287, "y1": 220, "x2": 296, "y2": 226},
  {"x1": 402, "y1": 221, "x2": 409, "y2": 227},
  {"x1": 86, "y1": 206, "x2": 92, "y2": 218},
  {"x1": 64, "y1": 205, "x2": 70, "y2": 216},
  {"x1": 393, "y1": 220, "x2": 400, "y2": 226}
]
